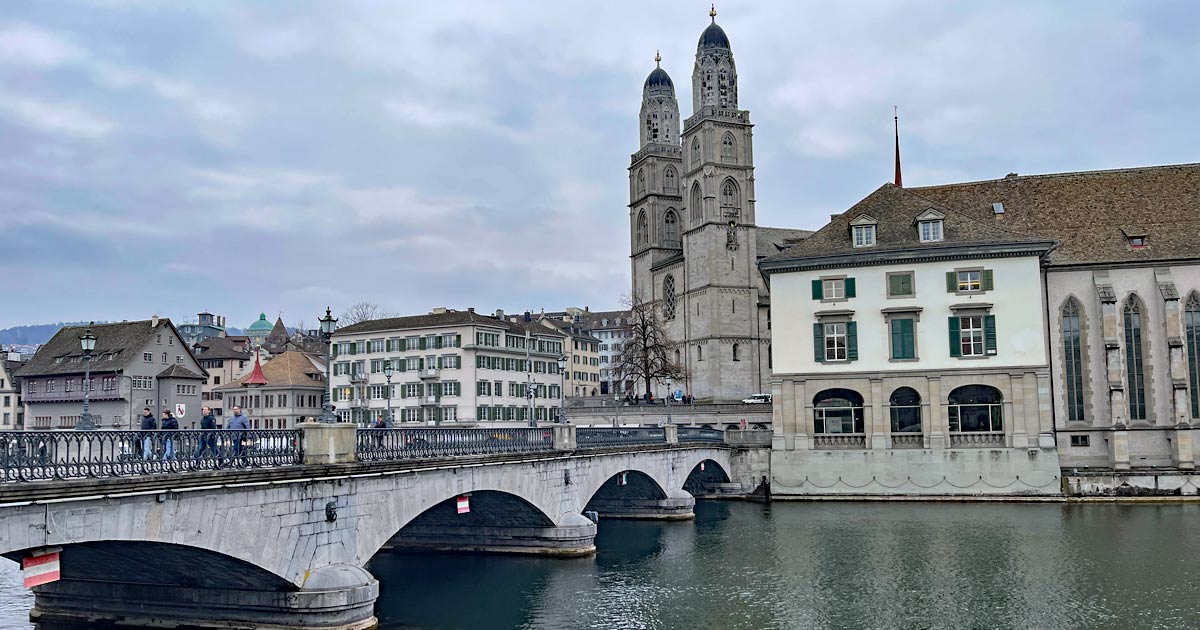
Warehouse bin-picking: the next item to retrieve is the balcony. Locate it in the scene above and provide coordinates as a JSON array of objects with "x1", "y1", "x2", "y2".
[
  {"x1": 950, "y1": 432, "x2": 1006, "y2": 448},
  {"x1": 22, "y1": 389, "x2": 123, "y2": 403},
  {"x1": 813, "y1": 434, "x2": 866, "y2": 449},
  {"x1": 349, "y1": 373, "x2": 369, "y2": 383},
  {"x1": 420, "y1": 395, "x2": 440, "y2": 405},
  {"x1": 418, "y1": 368, "x2": 440, "y2": 380}
]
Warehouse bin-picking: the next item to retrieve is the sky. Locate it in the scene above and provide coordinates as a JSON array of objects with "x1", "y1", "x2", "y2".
[{"x1": 0, "y1": 0, "x2": 1197, "y2": 330}]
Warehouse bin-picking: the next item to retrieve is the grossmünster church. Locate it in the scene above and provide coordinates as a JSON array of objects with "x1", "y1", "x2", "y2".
[{"x1": 629, "y1": 9, "x2": 811, "y2": 402}]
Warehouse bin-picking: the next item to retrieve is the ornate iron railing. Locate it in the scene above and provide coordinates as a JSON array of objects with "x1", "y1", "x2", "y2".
[
  {"x1": 576, "y1": 427, "x2": 666, "y2": 448},
  {"x1": 678, "y1": 427, "x2": 726, "y2": 444},
  {"x1": 950, "y1": 432, "x2": 1006, "y2": 448},
  {"x1": 891, "y1": 434, "x2": 924, "y2": 448},
  {"x1": 356, "y1": 428, "x2": 554, "y2": 461},
  {"x1": 813, "y1": 434, "x2": 867, "y2": 449},
  {"x1": 0, "y1": 430, "x2": 303, "y2": 482}
]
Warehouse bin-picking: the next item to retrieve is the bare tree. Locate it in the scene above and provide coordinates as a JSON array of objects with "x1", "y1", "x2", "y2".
[
  {"x1": 612, "y1": 294, "x2": 685, "y2": 398},
  {"x1": 339, "y1": 302, "x2": 397, "y2": 326}
]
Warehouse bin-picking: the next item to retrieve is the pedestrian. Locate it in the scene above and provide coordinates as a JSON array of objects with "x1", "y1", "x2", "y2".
[
  {"x1": 160, "y1": 410, "x2": 179, "y2": 460},
  {"x1": 227, "y1": 405, "x2": 251, "y2": 458},
  {"x1": 196, "y1": 406, "x2": 217, "y2": 458},
  {"x1": 139, "y1": 408, "x2": 157, "y2": 460},
  {"x1": 371, "y1": 415, "x2": 386, "y2": 449}
]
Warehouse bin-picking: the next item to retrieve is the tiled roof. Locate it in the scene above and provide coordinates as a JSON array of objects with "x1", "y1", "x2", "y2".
[
  {"x1": 193, "y1": 336, "x2": 252, "y2": 360},
  {"x1": 762, "y1": 184, "x2": 1052, "y2": 269},
  {"x1": 214, "y1": 351, "x2": 326, "y2": 391},
  {"x1": 18, "y1": 320, "x2": 161, "y2": 377},
  {"x1": 337, "y1": 310, "x2": 566, "y2": 338},
  {"x1": 910, "y1": 163, "x2": 1200, "y2": 266},
  {"x1": 157, "y1": 364, "x2": 205, "y2": 380},
  {"x1": 575, "y1": 310, "x2": 632, "y2": 330},
  {"x1": 541, "y1": 319, "x2": 601, "y2": 343},
  {"x1": 756, "y1": 226, "x2": 814, "y2": 257}
]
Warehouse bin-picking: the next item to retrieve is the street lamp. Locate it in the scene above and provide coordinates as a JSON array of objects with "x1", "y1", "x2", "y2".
[
  {"x1": 383, "y1": 362, "x2": 394, "y2": 427},
  {"x1": 524, "y1": 330, "x2": 536, "y2": 428},
  {"x1": 665, "y1": 375, "x2": 673, "y2": 426},
  {"x1": 557, "y1": 355, "x2": 567, "y2": 424},
  {"x1": 76, "y1": 323, "x2": 97, "y2": 431},
  {"x1": 317, "y1": 307, "x2": 339, "y2": 424}
]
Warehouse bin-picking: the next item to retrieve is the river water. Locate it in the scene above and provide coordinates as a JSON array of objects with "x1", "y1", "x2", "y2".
[{"x1": 3, "y1": 501, "x2": 1199, "y2": 629}]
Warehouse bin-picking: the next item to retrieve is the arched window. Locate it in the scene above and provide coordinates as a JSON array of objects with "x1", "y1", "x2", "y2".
[
  {"x1": 636, "y1": 210, "x2": 648, "y2": 246},
  {"x1": 732, "y1": 343, "x2": 740, "y2": 361},
  {"x1": 636, "y1": 169, "x2": 646, "y2": 197},
  {"x1": 1124, "y1": 296, "x2": 1147, "y2": 421},
  {"x1": 1187, "y1": 294, "x2": 1200, "y2": 419},
  {"x1": 664, "y1": 166, "x2": 678, "y2": 194},
  {"x1": 690, "y1": 183, "x2": 703, "y2": 222},
  {"x1": 721, "y1": 132, "x2": 736, "y2": 162},
  {"x1": 663, "y1": 275, "x2": 677, "y2": 320},
  {"x1": 948, "y1": 385, "x2": 1003, "y2": 432},
  {"x1": 663, "y1": 209, "x2": 679, "y2": 246},
  {"x1": 720, "y1": 179, "x2": 740, "y2": 217},
  {"x1": 813, "y1": 389, "x2": 864, "y2": 434},
  {"x1": 1062, "y1": 298, "x2": 1086, "y2": 423},
  {"x1": 675, "y1": 348, "x2": 681, "y2": 366},
  {"x1": 691, "y1": 137, "x2": 701, "y2": 166},
  {"x1": 889, "y1": 387, "x2": 921, "y2": 433}
]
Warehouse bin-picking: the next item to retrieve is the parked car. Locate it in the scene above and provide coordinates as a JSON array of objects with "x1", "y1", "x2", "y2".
[{"x1": 741, "y1": 394, "x2": 772, "y2": 404}]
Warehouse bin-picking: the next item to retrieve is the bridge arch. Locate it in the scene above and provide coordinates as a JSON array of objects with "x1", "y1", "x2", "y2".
[{"x1": 683, "y1": 459, "x2": 732, "y2": 496}]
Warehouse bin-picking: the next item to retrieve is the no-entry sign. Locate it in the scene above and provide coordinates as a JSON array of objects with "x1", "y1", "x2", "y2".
[
  {"x1": 456, "y1": 495, "x2": 470, "y2": 514},
  {"x1": 23, "y1": 550, "x2": 61, "y2": 588}
]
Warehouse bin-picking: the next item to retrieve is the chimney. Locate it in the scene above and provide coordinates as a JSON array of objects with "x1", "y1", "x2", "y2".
[
  {"x1": 151, "y1": 314, "x2": 160, "y2": 328},
  {"x1": 467, "y1": 307, "x2": 475, "y2": 313},
  {"x1": 495, "y1": 309, "x2": 505, "y2": 319},
  {"x1": 524, "y1": 311, "x2": 532, "y2": 323}
]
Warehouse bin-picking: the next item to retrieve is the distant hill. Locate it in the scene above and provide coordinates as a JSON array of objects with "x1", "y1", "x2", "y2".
[{"x1": 0, "y1": 322, "x2": 245, "y2": 347}]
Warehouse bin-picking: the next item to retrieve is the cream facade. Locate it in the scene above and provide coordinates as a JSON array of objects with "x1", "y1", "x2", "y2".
[{"x1": 1, "y1": 354, "x2": 24, "y2": 430}]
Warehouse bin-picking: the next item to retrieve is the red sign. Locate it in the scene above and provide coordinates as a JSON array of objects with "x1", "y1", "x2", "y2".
[
  {"x1": 739, "y1": 418, "x2": 747, "y2": 430},
  {"x1": 23, "y1": 551, "x2": 60, "y2": 588},
  {"x1": 456, "y1": 495, "x2": 470, "y2": 514}
]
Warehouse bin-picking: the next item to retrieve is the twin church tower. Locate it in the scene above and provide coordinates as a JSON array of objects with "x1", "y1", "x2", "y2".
[{"x1": 629, "y1": 9, "x2": 810, "y2": 401}]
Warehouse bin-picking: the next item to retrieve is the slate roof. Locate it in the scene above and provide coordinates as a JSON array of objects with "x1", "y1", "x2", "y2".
[
  {"x1": 214, "y1": 351, "x2": 326, "y2": 391},
  {"x1": 575, "y1": 310, "x2": 632, "y2": 330},
  {"x1": 541, "y1": 318, "x2": 602, "y2": 343},
  {"x1": 18, "y1": 320, "x2": 160, "y2": 377},
  {"x1": 910, "y1": 163, "x2": 1200, "y2": 266},
  {"x1": 336, "y1": 309, "x2": 567, "y2": 338},
  {"x1": 193, "y1": 336, "x2": 252, "y2": 360},
  {"x1": 756, "y1": 227, "x2": 815, "y2": 257},
  {"x1": 761, "y1": 184, "x2": 1054, "y2": 272},
  {"x1": 156, "y1": 365, "x2": 205, "y2": 380}
]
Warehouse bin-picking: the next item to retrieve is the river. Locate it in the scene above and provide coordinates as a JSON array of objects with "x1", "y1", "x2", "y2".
[{"x1": 3, "y1": 501, "x2": 1199, "y2": 629}]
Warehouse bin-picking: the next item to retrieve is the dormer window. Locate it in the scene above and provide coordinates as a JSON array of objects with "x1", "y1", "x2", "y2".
[
  {"x1": 1121, "y1": 226, "x2": 1147, "y2": 249},
  {"x1": 1129, "y1": 236, "x2": 1147, "y2": 248},
  {"x1": 850, "y1": 214, "x2": 878, "y2": 248},
  {"x1": 919, "y1": 220, "x2": 943, "y2": 242}
]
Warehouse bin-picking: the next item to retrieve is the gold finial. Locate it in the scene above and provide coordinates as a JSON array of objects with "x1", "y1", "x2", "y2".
[
  {"x1": 710, "y1": 4, "x2": 717, "y2": 21},
  {"x1": 655, "y1": 50, "x2": 661, "y2": 66}
]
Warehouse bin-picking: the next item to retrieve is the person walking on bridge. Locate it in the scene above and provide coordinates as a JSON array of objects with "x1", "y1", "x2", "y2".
[
  {"x1": 139, "y1": 408, "x2": 157, "y2": 460},
  {"x1": 227, "y1": 406, "x2": 250, "y2": 458},
  {"x1": 196, "y1": 406, "x2": 217, "y2": 458},
  {"x1": 160, "y1": 410, "x2": 179, "y2": 461}
]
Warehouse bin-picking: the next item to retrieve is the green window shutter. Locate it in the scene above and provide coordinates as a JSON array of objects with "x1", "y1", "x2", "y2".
[
  {"x1": 813, "y1": 323, "x2": 824, "y2": 362},
  {"x1": 417, "y1": 384, "x2": 424, "y2": 397},
  {"x1": 400, "y1": 339, "x2": 408, "y2": 351},
  {"x1": 984, "y1": 315, "x2": 997, "y2": 354},
  {"x1": 948, "y1": 317, "x2": 961, "y2": 357},
  {"x1": 418, "y1": 358, "x2": 425, "y2": 370},
  {"x1": 456, "y1": 356, "x2": 462, "y2": 369},
  {"x1": 419, "y1": 338, "x2": 427, "y2": 350},
  {"x1": 982, "y1": 269, "x2": 994, "y2": 291},
  {"x1": 331, "y1": 344, "x2": 338, "y2": 358},
  {"x1": 436, "y1": 357, "x2": 443, "y2": 369},
  {"x1": 890, "y1": 319, "x2": 903, "y2": 359},
  {"x1": 845, "y1": 277, "x2": 856, "y2": 298},
  {"x1": 456, "y1": 334, "x2": 462, "y2": 347},
  {"x1": 811, "y1": 279, "x2": 823, "y2": 300},
  {"x1": 400, "y1": 385, "x2": 407, "y2": 399},
  {"x1": 847, "y1": 321, "x2": 858, "y2": 361},
  {"x1": 945, "y1": 271, "x2": 957, "y2": 292},
  {"x1": 902, "y1": 319, "x2": 915, "y2": 359},
  {"x1": 399, "y1": 359, "x2": 407, "y2": 371},
  {"x1": 888, "y1": 274, "x2": 901, "y2": 296},
  {"x1": 435, "y1": 337, "x2": 443, "y2": 349},
  {"x1": 891, "y1": 319, "x2": 915, "y2": 359},
  {"x1": 349, "y1": 344, "x2": 356, "y2": 355}
]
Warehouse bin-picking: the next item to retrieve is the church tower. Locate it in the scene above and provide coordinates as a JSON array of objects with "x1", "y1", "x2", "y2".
[{"x1": 630, "y1": 53, "x2": 684, "y2": 303}]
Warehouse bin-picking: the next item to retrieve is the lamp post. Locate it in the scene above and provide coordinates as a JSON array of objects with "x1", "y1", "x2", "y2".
[
  {"x1": 76, "y1": 323, "x2": 97, "y2": 430},
  {"x1": 557, "y1": 355, "x2": 567, "y2": 424},
  {"x1": 317, "y1": 307, "x2": 339, "y2": 423},
  {"x1": 383, "y1": 362, "x2": 394, "y2": 427},
  {"x1": 665, "y1": 375, "x2": 673, "y2": 426}
]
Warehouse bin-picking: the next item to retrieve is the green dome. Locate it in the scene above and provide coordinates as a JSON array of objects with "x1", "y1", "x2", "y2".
[{"x1": 247, "y1": 313, "x2": 273, "y2": 331}]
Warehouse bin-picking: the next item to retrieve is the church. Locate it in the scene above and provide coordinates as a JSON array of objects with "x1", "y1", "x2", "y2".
[{"x1": 629, "y1": 8, "x2": 810, "y2": 402}]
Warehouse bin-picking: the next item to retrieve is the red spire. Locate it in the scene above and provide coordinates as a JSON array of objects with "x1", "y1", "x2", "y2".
[
  {"x1": 245, "y1": 348, "x2": 268, "y2": 386},
  {"x1": 894, "y1": 106, "x2": 903, "y2": 188}
]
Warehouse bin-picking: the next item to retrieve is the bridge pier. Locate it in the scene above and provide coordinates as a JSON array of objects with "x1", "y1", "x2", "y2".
[
  {"x1": 586, "y1": 488, "x2": 696, "y2": 520},
  {"x1": 28, "y1": 564, "x2": 378, "y2": 630}
]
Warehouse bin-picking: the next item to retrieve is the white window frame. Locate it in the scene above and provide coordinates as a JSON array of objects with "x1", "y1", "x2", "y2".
[
  {"x1": 824, "y1": 322, "x2": 848, "y2": 362},
  {"x1": 852, "y1": 224, "x2": 875, "y2": 247},
  {"x1": 960, "y1": 315, "x2": 985, "y2": 357},
  {"x1": 823, "y1": 278, "x2": 845, "y2": 300},
  {"x1": 957, "y1": 270, "x2": 982, "y2": 292},
  {"x1": 919, "y1": 220, "x2": 943, "y2": 242}
]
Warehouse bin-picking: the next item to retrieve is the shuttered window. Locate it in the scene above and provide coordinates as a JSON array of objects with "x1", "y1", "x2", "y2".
[{"x1": 890, "y1": 318, "x2": 915, "y2": 360}]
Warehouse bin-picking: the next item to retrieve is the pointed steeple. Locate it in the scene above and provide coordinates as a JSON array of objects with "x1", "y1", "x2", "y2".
[
  {"x1": 245, "y1": 348, "x2": 268, "y2": 386},
  {"x1": 894, "y1": 106, "x2": 903, "y2": 188}
]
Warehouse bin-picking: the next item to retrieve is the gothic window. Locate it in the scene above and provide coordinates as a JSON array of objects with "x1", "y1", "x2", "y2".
[
  {"x1": 636, "y1": 169, "x2": 646, "y2": 197},
  {"x1": 689, "y1": 183, "x2": 703, "y2": 223},
  {"x1": 691, "y1": 137, "x2": 701, "y2": 166},
  {"x1": 1123, "y1": 296, "x2": 1147, "y2": 421},
  {"x1": 732, "y1": 343, "x2": 739, "y2": 361},
  {"x1": 1062, "y1": 298, "x2": 1086, "y2": 423},
  {"x1": 663, "y1": 275, "x2": 677, "y2": 320},
  {"x1": 664, "y1": 166, "x2": 678, "y2": 194},
  {"x1": 663, "y1": 210, "x2": 679, "y2": 246},
  {"x1": 721, "y1": 132, "x2": 736, "y2": 162},
  {"x1": 720, "y1": 179, "x2": 740, "y2": 218},
  {"x1": 1186, "y1": 294, "x2": 1200, "y2": 418},
  {"x1": 636, "y1": 210, "x2": 648, "y2": 246}
]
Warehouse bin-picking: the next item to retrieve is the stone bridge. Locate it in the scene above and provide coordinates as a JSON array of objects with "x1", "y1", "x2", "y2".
[{"x1": 0, "y1": 425, "x2": 768, "y2": 629}]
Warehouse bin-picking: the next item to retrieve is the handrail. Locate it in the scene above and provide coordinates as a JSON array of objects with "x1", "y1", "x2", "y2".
[
  {"x1": 356, "y1": 427, "x2": 554, "y2": 461},
  {"x1": 577, "y1": 427, "x2": 666, "y2": 447}
]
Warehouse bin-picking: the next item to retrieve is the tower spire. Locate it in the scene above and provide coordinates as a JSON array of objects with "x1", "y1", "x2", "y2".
[
  {"x1": 894, "y1": 106, "x2": 903, "y2": 188},
  {"x1": 710, "y1": 4, "x2": 717, "y2": 21},
  {"x1": 655, "y1": 50, "x2": 661, "y2": 67}
]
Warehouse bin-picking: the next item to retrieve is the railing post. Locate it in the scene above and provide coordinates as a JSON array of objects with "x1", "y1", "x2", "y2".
[
  {"x1": 553, "y1": 425, "x2": 576, "y2": 451},
  {"x1": 298, "y1": 422, "x2": 359, "y2": 465},
  {"x1": 664, "y1": 424, "x2": 678, "y2": 445}
]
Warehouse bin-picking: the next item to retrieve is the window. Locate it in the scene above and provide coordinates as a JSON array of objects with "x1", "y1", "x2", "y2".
[
  {"x1": 1124, "y1": 297, "x2": 1147, "y2": 421},
  {"x1": 636, "y1": 168, "x2": 646, "y2": 197},
  {"x1": 852, "y1": 224, "x2": 875, "y2": 247},
  {"x1": 812, "y1": 277, "x2": 856, "y2": 300},
  {"x1": 919, "y1": 220, "x2": 943, "y2": 242},
  {"x1": 1062, "y1": 299, "x2": 1086, "y2": 423},
  {"x1": 1187, "y1": 295, "x2": 1200, "y2": 418},
  {"x1": 690, "y1": 183, "x2": 703, "y2": 222},
  {"x1": 691, "y1": 137, "x2": 701, "y2": 165},
  {"x1": 958, "y1": 270, "x2": 981, "y2": 291},
  {"x1": 161, "y1": 353, "x2": 168, "y2": 364},
  {"x1": 636, "y1": 210, "x2": 648, "y2": 245},
  {"x1": 949, "y1": 268, "x2": 993, "y2": 292},
  {"x1": 664, "y1": 166, "x2": 678, "y2": 194},
  {"x1": 889, "y1": 387, "x2": 921, "y2": 434},
  {"x1": 949, "y1": 314, "x2": 995, "y2": 358},
  {"x1": 732, "y1": 343, "x2": 740, "y2": 361},
  {"x1": 721, "y1": 132, "x2": 736, "y2": 162},
  {"x1": 1128, "y1": 236, "x2": 1146, "y2": 248},
  {"x1": 720, "y1": 179, "x2": 740, "y2": 217},
  {"x1": 887, "y1": 272, "x2": 914, "y2": 297},
  {"x1": 814, "y1": 321, "x2": 858, "y2": 362},
  {"x1": 176, "y1": 355, "x2": 183, "y2": 364},
  {"x1": 663, "y1": 275, "x2": 677, "y2": 320},
  {"x1": 663, "y1": 210, "x2": 679, "y2": 245},
  {"x1": 1070, "y1": 435, "x2": 1090, "y2": 447},
  {"x1": 697, "y1": 345, "x2": 703, "y2": 361},
  {"x1": 143, "y1": 352, "x2": 153, "y2": 363},
  {"x1": 889, "y1": 318, "x2": 916, "y2": 360},
  {"x1": 813, "y1": 389, "x2": 865, "y2": 434},
  {"x1": 948, "y1": 385, "x2": 1003, "y2": 432}
]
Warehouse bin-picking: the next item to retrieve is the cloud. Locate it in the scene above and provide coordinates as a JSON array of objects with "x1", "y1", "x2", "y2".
[
  {"x1": 0, "y1": 95, "x2": 112, "y2": 138},
  {"x1": 0, "y1": 22, "x2": 84, "y2": 68}
]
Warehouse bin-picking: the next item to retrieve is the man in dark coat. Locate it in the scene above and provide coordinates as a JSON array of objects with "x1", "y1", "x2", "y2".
[
  {"x1": 196, "y1": 406, "x2": 217, "y2": 458},
  {"x1": 139, "y1": 408, "x2": 157, "y2": 460}
]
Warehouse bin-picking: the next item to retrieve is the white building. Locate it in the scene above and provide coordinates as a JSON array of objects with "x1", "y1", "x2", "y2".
[
  {"x1": 760, "y1": 184, "x2": 1061, "y2": 496},
  {"x1": 329, "y1": 308, "x2": 567, "y2": 425},
  {"x1": 1, "y1": 352, "x2": 26, "y2": 430}
]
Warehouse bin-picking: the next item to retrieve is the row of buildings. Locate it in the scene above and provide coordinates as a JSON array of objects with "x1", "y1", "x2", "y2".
[{"x1": 630, "y1": 12, "x2": 1200, "y2": 493}]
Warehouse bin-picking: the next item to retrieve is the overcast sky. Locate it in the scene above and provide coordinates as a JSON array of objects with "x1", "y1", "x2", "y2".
[{"x1": 1, "y1": 1, "x2": 1197, "y2": 330}]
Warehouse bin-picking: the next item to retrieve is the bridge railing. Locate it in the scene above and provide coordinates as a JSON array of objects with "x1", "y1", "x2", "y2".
[
  {"x1": 356, "y1": 428, "x2": 555, "y2": 462},
  {"x1": 576, "y1": 427, "x2": 666, "y2": 448},
  {"x1": 678, "y1": 427, "x2": 726, "y2": 444},
  {"x1": 0, "y1": 429, "x2": 303, "y2": 482}
]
